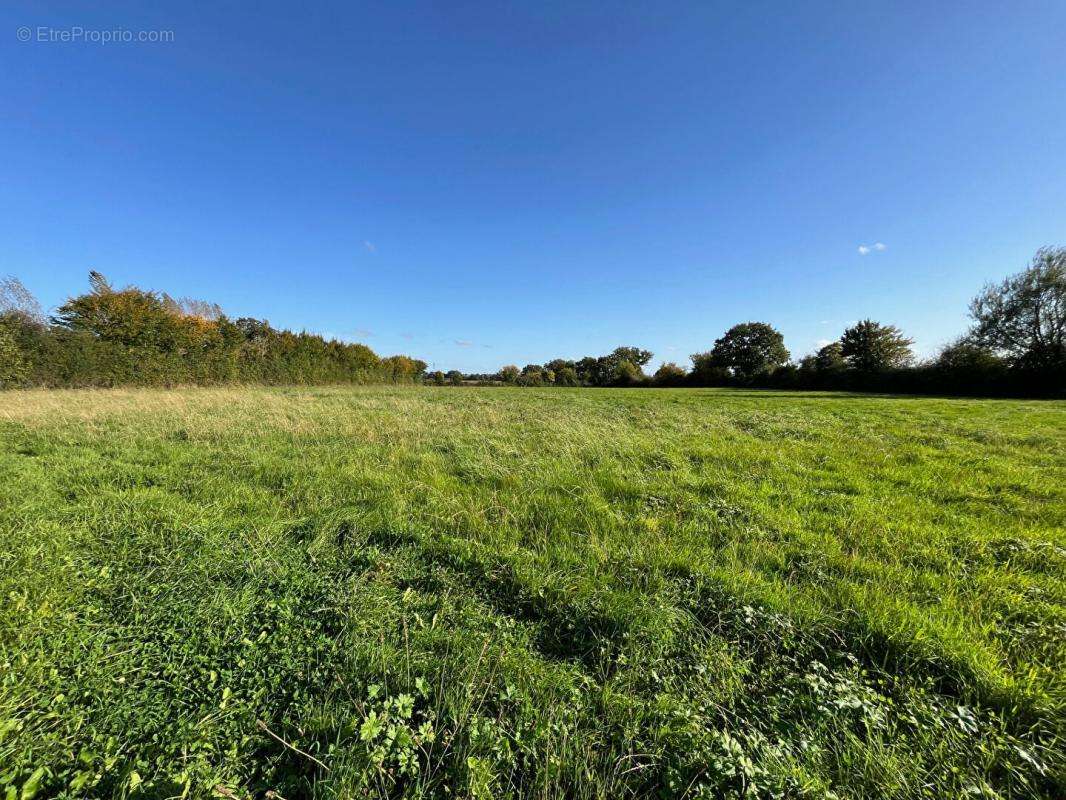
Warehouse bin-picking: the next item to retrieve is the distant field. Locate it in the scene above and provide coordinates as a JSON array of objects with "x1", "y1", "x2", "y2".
[{"x1": 1, "y1": 386, "x2": 1064, "y2": 799}]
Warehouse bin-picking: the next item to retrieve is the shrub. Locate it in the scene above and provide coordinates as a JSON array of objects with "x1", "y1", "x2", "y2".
[
  {"x1": 2, "y1": 273, "x2": 424, "y2": 389},
  {"x1": 0, "y1": 322, "x2": 28, "y2": 387}
]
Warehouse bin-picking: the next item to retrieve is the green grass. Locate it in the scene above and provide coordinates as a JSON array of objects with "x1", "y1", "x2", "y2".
[{"x1": 1, "y1": 386, "x2": 1063, "y2": 799}]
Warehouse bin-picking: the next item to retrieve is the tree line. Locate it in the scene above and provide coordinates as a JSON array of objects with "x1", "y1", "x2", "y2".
[
  {"x1": 2, "y1": 248, "x2": 1062, "y2": 396},
  {"x1": 0, "y1": 272, "x2": 426, "y2": 388},
  {"x1": 443, "y1": 247, "x2": 1065, "y2": 397}
]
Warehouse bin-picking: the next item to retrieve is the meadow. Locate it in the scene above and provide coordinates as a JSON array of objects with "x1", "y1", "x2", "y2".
[{"x1": 1, "y1": 386, "x2": 1063, "y2": 799}]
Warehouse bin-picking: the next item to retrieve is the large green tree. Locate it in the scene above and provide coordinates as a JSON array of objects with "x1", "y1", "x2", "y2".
[
  {"x1": 839, "y1": 320, "x2": 913, "y2": 372},
  {"x1": 707, "y1": 322, "x2": 789, "y2": 380},
  {"x1": 968, "y1": 246, "x2": 1065, "y2": 371},
  {"x1": 608, "y1": 346, "x2": 653, "y2": 369}
]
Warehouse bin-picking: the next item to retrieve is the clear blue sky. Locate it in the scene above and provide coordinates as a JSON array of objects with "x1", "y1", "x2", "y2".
[{"x1": 3, "y1": 2, "x2": 1064, "y2": 372}]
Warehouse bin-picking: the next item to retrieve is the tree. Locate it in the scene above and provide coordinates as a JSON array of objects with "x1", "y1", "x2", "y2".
[
  {"x1": 446, "y1": 369, "x2": 464, "y2": 386},
  {"x1": 572, "y1": 347, "x2": 654, "y2": 386},
  {"x1": 689, "y1": 351, "x2": 730, "y2": 385},
  {"x1": 160, "y1": 292, "x2": 224, "y2": 321},
  {"x1": 428, "y1": 370, "x2": 447, "y2": 385},
  {"x1": 555, "y1": 366, "x2": 579, "y2": 386},
  {"x1": 608, "y1": 347, "x2": 653, "y2": 369},
  {"x1": 813, "y1": 342, "x2": 845, "y2": 373},
  {"x1": 575, "y1": 356, "x2": 609, "y2": 388},
  {"x1": 840, "y1": 320, "x2": 913, "y2": 372},
  {"x1": 935, "y1": 340, "x2": 1004, "y2": 372},
  {"x1": 54, "y1": 272, "x2": 190, "y2": 352},
  {"x1": 0, "y1": 276, "x2": 45, "y2": 328},
  {"x1": 968, "y1": 246, "x2": 1066, "y2": 372},
  {"x1": 611, "y1": 360, "x2": 645, "y2": 386},
  {"x1": 575, "y1": 356, "x2": 603, "y2": 385},
  {"x1": 236, "y1": 317, "x2": 273, "y2": 340},
  {"x1": 377, "y1": 356, "x2": 422, "y2": 381},
  {"x1": 498, "y1": 365, "x2": 520, "y2": 384},
  {"x1": 519, "y1": 364, "x2": 546, "y2": 386},
  {"x1": 930, "y1": 339, "x2": 1010, "y2": 393},
  {"x1": 653, "y1": 362, "x2": 687, "y2": 386},
  {"x1": 708, "y1": 322, "x2": 789, "y2": 380}
]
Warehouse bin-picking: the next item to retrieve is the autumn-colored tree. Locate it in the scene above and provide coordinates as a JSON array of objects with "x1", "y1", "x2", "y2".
[{"x1": 498, "y1": 365, "x2": 520, "y2": 384}]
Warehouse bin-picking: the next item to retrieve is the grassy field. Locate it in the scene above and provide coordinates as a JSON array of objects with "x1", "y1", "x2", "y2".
[{"x1": 1, "y1": 386, "x2": 1064, "y2": 799}]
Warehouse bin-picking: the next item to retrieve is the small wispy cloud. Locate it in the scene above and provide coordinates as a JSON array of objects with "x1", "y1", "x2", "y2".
[
  {"x1": 364, "y1": 241, "x2": 376, "y2": 253},
  {"x1": 455, "y1": 340, "x2": 473, "y2": 347},
  {"x1": 857, "y1": 242, "x2": 887, "y2": 256},
  {"x1": 354, "y1": 328, "x2": 374, "y2": 338},
  {"x1": 399, "y1": 332, "x2": 414, "y2": 341}
]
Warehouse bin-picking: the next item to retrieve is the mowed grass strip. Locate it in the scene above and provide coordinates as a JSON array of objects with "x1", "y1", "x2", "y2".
[{"x1": 1, "y1": 386, "x2": 1063, "y2": 799}]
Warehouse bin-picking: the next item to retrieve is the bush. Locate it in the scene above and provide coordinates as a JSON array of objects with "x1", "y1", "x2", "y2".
[
  {"x1": 0, "y1": 322, "x2": 28, "y2": 387},
  {"x1": 1, "y1": 273, "x2": 425, "y2": 389}
]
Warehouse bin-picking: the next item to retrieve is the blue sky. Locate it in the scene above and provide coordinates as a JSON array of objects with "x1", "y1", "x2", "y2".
[{"x1": 3, "y1": 2, "x2": 1064, "y2": 372}]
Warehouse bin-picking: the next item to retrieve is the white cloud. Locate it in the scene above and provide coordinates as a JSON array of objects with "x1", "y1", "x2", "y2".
[
  {"x1": 455, "y1": 340, "x2": 473, "y2": 347},
  {"x1": 364, "y1": 241, "x2": 376, "y2": 253},
  {"x1": 858, "y1": 242, "x2": 887, "y2": 256},
  {"x1": 815, "y1": 338, "x2": 833, "y2": 348}
]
